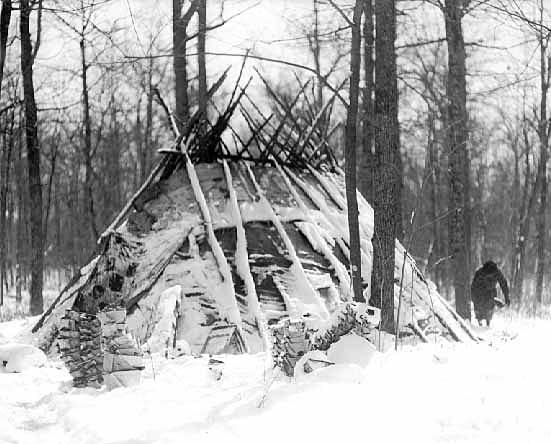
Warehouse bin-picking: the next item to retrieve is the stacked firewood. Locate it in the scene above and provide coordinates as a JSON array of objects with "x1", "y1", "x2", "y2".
[
  {"x1": 98, "y1": 308, "x2": 144, "y2": 389},
  {"x1": 58, "y1": 307, "x2": 145, "y2": 389},
  {"x1": 270, "y1": 304, "x2": 380, "y2": 376},
  {"x1": 57, "y1": 310, "x2": 103, "y2": 388},
  {"x1": 270, "y1": 319, "x2": 311, "y2": 377},
  {"x1": 310, "y1": 303, "x2": 380, "y2": 351}
]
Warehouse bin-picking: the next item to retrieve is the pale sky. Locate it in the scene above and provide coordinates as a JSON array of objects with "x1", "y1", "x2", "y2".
[{"x1": 7, "y1": 0, "x2": 539, "y2": 159}]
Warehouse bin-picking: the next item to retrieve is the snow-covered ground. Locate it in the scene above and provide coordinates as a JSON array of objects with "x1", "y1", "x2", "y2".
[{"x1": 0, "y1": 312, "x2": 548, "y2": 444}]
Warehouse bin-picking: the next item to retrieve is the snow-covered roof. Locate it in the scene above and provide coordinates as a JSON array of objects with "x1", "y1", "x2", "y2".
[
  {"x1": 32, "y1": 79, "x2": 476, "y2": 353},
  {"x1": 33, "y1": 155, "x2": 476, "y2": 354}
]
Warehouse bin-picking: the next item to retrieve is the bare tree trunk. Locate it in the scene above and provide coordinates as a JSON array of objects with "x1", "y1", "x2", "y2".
[
  {"x1": 345, "y1": 1, "x2": 364, "y2": 303},
  {"x1": 0, "y1": 0, "x2": 12, "y2": 306},
  {"x1": 43, "y1": 144, "x2": 57, "y2": 250},
  {"x1": 310, "y1": 0, "x2": 327, "y2": 138},
  {"x1": 443, "y1": 0, "x2": 471, "y2": 320},
  {"x1": 15, "y1": 109, "x2": 23, "y2": 306},
  {"x1": 173, "y1": 0, "x2": 196, "y2": 133},
  {"x1": 0, "y1": 124, "x2": 5, "y2": 305},
  {"x1": 0, "y1": 106, "x2": 15, "y2": 305},
  {"x1": 473, "y1": 162, "x2": 488, "y2": 266},
  {"x1": 54, "y1": 175, "x2": 61, "y2": 271},
  {"x1": 20, "y1": 0, "x2": 43, "y2": 315},
  {"x1": 0, "y1": 0, "x2": 11, "y2": 97},
  {"x1": 535, "y1": 16, "x2": 549, "y2": 305},
  {"x1": 0, "y1": 122, "x2": 10, "y2": 305},
  {"x1": 510, "y1": 128, "x2": 520, "y2": 289},
  {"x1": 426, "y1": 111, "x2": 441, "y2": 284},
  {"x1": 312, "y1": 0, "x2": 322, "y2": 109},
  {"x1": 359, "y1": 0, "x2": 375, "y2": 202},
  {"x1": 108, "y1": 97, "x2": 123, "y2": 216},
  {"x1": 535, "y1": 161, "x2": 547, "y2": 304},
  {"x1": 197, "y1": 0, "x2": 209, "y2": 156},
  {"x1": 135, "y1": 94, "x2": 143, "y2": 190},
  {"x1": 197, "y1": 0, "x2": 207, "y2": 117},
  {"x1": 370, "y1": 0, "x2": 401, "y2": 332},
  {"x1": 512, "y1": 122, "x2": 534, "y2": 302},
  {"x1": 141, "y1": 59, "x2": 154, "y2": 182},
  {"x1": 80, "y1": 37, "x2": 98, "y2": 241}
]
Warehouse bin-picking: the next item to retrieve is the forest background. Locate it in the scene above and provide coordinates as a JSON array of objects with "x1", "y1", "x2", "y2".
[{"x1": 0, "y1": 0, "x2": 546, "y2": 316}]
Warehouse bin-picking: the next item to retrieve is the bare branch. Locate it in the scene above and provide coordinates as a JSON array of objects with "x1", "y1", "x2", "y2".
[
  {"x1": 326, "y1": 0, "x2": 354, "y2": 27},
  {"x1": 124, "y1": 51, "x2": 350, "y2": 107}
]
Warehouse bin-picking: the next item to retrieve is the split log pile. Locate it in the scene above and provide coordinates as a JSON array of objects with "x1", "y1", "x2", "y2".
[
  {"x1": 57, "y1": 309, "x2": 103, "y2": 388},
  {"x1": 270, "y1": 319, "x2": 311, "y2": 377},
  {"x1": 58, "y1": 307, "x2": 144, "y2": 389},
  {"x1": 310, "y1": 303, "x2": 380, "y2": 351},
  {"x1": 98, "y1": 308, "x2": 144, "y2": 389},
  {"x1": 270, "y1": 303, "x2": 381, "y2": 376}
]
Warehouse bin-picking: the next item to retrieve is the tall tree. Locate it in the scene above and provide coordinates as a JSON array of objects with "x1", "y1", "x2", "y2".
[
  {"x1": 0, "y1": 0, "x2": 11, "y2": 97},
  {"x1": 508, "y1": 110, "x2": 535, "y2": 302},
  {"x1": 173, "y1": 0, "x2": 197, "y2": 133},
  {"x1": 442, "y1": 0, "x2": 471, "y2": 320},
  {"x1": 0, "y1": 0, "x2": 12, "y2": 306},
  {"x1": 139, "y1": 56, "x2": 155, "y2": 183},
  {"x1": 20, "y1": 0, "x2": 43, "y2": 314},
  {"x1": 0, "y1": 103, "x2": 15, "y2": 305},
  {"x1": 343, "y1": 0, "x2": 364, "y2": 303},
  {"x1": 534, "y1": 0, "x2": 549, "y2": 305},
  {"x1": 197, "y1": 0, "x2": 207, "y2": 119},
  {"x1": 370, "y1": 0, "x2": 401, "y2": 332},
  {"x1": 197, "y1": 0, "x2": 210, "y2": 158},
  {"x1": 15, "y1": 105, "x2": 24, "y2": 306},
  {"x1": 311, "y1": 0, "x2": 323, "y2": 123},
  {"x1": 80, "y1": 4, "x2": 98, "y2": 241},
  {"x1": 359, "y1": 0, "x2": 375, "y2": 203}
]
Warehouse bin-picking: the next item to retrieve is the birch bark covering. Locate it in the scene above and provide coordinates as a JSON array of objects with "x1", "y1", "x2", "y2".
[{"x1": 32, "y1": 76, "x2": 475, "y2": 353}]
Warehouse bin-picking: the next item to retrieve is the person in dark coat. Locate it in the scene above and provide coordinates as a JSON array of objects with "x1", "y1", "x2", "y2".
[{"x1": 471, "y1": 261, "x2": 510, "y2": 327}]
